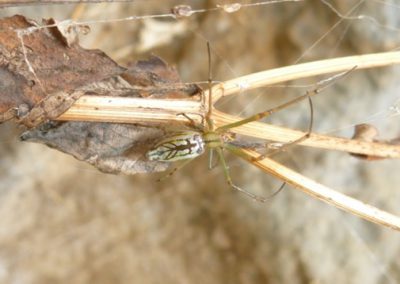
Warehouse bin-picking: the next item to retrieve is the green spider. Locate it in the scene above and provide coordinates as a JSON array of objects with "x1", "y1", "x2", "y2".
[{"x1": 146, "y1": 43, "x2": 323, "y2": 202}]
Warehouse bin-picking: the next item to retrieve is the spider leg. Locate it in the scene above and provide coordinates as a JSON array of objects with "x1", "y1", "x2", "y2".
[
  {"x1": 215, "y1": 67, "x2": 354, "y2": 132},
  {"x1": 157, "y1": 158, "x2": 194, "y2": 182},
  {"x1": 208, "y1": 148, "x2": 222, "y2": 170},
  {"x1": 217, "y1": 88, "x2": 315, "y2": 131},
  {"x1": 208, "y1": 148, "x2": 217, "y2": 170},
  {"x1": 253, "y1": 96, "x2": 313, "y2": 161},
  {"x1": 205, "y1": 41, "x2": 216, "y2": 131},
  {"x1": 176, "y1": 113, "x2": 204, "y2": 131},
  {"x1": 215, "y1": 147, "x2": 284, "y2": 202}
]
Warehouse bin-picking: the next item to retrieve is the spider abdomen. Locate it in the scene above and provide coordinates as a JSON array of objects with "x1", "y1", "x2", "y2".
[{"x1": 147, "y1": 131, "x2": 205, "y2": 162}]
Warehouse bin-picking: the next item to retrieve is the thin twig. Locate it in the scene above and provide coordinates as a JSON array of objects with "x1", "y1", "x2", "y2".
[
  {"x1": 58, "y1": 96, "x2": 203, "y2": 124},
  {"x1": 240, "y1": 149, "x2": 400, "y2": 231},
  {"x1": 208, "y1": 51, "x2": 400, "y2": 101},
  {"x1": 213, "y1": 110, "x2": 400, "y2": 159},
  {"x1": 58, "y1": 97, "x2": 400, "y2": 158}
]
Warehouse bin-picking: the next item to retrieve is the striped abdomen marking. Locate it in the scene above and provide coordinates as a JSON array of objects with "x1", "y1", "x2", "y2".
[{"x1": 147, "y1": 131, "x2": 205, "y2": 162}]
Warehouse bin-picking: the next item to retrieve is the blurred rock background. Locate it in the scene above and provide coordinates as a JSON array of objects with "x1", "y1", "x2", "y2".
[{"x1": 1, "y1": 1, "x2": 400, "y2": 283}]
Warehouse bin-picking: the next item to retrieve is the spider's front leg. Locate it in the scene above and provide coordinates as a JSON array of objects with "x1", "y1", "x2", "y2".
[
  {"x1": 252, "y1": 131, "x2": 311, "y2": 162},
  {"x1": 252, "y1": 95, "x2": 314, "y2": 161},
  {"x1": 215, "y1": 69, "x2": 357, "y2": 161}
]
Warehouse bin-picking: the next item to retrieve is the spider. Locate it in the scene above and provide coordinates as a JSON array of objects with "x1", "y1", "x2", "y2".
[{"x1": 146, "y1": 43, "x2": 338, "y2": 202}]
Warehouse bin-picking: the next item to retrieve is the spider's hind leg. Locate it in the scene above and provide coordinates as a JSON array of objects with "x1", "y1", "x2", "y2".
[
  {"x1": 157, "y1": 158, "x2": 194, "y2": 182},
  {"x1": 215, "y1": 147, "x2": 284, "y2": 202}
]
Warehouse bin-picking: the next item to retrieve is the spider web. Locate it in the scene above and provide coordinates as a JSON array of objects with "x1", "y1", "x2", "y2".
[{"x1": 1, "y1": 1, "x2": 400, "y2": 283}]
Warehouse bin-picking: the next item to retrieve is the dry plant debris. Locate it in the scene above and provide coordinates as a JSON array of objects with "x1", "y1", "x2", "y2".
[
  {"x1": 0, "y1": 15, "x2": 200, "y2": 174},
  {"x1": 1, "y1": 14, "x2": 400, "y2": 230}
]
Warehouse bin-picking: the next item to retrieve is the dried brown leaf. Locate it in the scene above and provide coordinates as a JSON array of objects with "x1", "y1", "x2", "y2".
[
  {"x1": 122, "y1": 55, "x2": 200, "y2": 98},
  {"x1": 0, "y1": 15, "x2": 125, "y2": 126},
  {"x1": 43, "y1": 18, "x2": 90, "y2": 47},
  {"x1": 21, "y1": 121, "x2": 169, "y2": 174},
  {"x1": 0, "y1": 15, "x2": 201, "y2": 174},
  {"x1": 0, "y1": 15, "x2": 183, "y2": 174}
]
